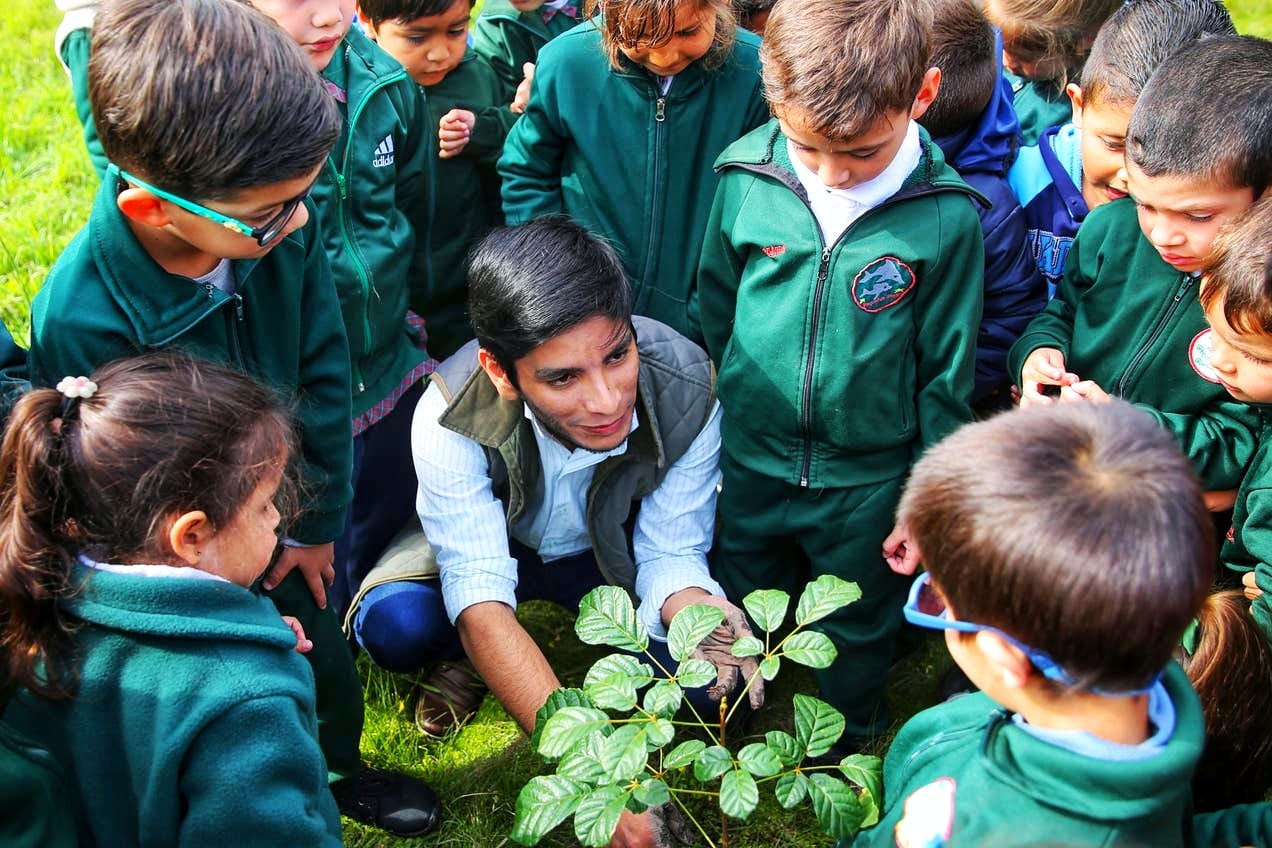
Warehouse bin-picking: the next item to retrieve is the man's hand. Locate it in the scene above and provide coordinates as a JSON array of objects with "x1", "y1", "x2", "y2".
[
  {"x1": 510, "y1": 62, "x2": 535, "y2": 114},
  {"x1": 882, "y1": 521, "x2": 921, "y2": 575},
  {"x1": 262, "y1": 542, "x2": 334, "y2": 608},
  {"x1": 281, "y1": 615, "x2": 313, "y2": 653},
  {"x1": 439, "y1": 108, "x2": 476, "y2": 158},
  {"x1": 676, "y1": 593, "x2": 765, "y2": 710},
  {"x1": 1019, "y1": 347, "x2": 1078, "y2": 407},
  {"x1": 1058, "y1": 380, "x2": 1111, "y2": 404},
  {"x1": 1243, "y1": 570, "x2": 1263, "y2": 601}
]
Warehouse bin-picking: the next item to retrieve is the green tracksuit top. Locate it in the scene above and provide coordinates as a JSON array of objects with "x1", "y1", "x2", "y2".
[
  {"x1": 314, "y1": 27, "x2": 434, "y2": 414},
  {"x1": 420, "y1": 52, "x2": 514, "y2": 359},
  {"x1": 0, "y1": 564, "x2": 342, "y2": 847},
  {"x1": 28, "y1": 169, "x2": 354, "y2": 544},
  {"x1": 498, "y1": 24, "x2": 770, "y2": 342},
  {"x1": 698, "y1": 121, "x2": 985, "y2": 489},
  {"x1": 1008, "y1": 198, "x2": 1260, "y2": 490},
  {"x1": 853, "y1": 661, "x2": 1204, "y2": 848},
  {"x1": 471, "y1": 0, "x2": 582, "y2": 102},
  {"x1": 1220, "y1": 410, "x2": 1272, "y2": 640}
]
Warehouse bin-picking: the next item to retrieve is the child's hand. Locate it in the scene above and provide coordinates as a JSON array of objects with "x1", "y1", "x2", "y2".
[
  {"x1": 510, "y1": 62, "x2": 535, "y2": 114},
  {"x1": 262, "y1": 542, "x2": 335, "y2": 609},
  {"x1": 1058, "y1": 380, "x2": 1110, "y2": 404},
  {"x1": 281, "y1": 615, "x2": 314, "y2": 653},
  {"x1": 1019, "y1": 347, "x2": 1078, "y2": 406},
  {"x1": 883, "y1": 521, "x2": 922, "y2": 575},
  {"x1": 439, "y1": 108, "x2": 477, "y2": 158},
  {"x1": 1242, "y1": 571, "x2": 1263, "y2": 601}
]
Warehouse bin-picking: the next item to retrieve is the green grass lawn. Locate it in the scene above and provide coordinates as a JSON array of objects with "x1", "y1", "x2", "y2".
[{"x1": 4, "y1": 2, "x2": 1271, "y2": 846}]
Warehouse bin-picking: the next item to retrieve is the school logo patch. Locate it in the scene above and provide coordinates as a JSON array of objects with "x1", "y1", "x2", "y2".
[
  {"x1": 894, "y1": 777, "x2": 956, "y2": 848},
  {"x1": 762, "y1": 244, "x2": 786, "y2": 259},
  {"x1": 1189, "y1": 329, "x2": 1221, "y2": 383},
  {"x1": 852, "y1": 256, "x2": 916, "y2": 312}
]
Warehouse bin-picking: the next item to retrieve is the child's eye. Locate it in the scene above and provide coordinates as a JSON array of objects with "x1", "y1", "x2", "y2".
[
  {"x1": 448, "y1": 27, "x2": 466, "y2": 37},
  {"x1": 1242, "y1": 350, "x2": 1272, "y2": 366},
  {"x1": 1101, "y1": 138, "x2": 1125, "y2": 153},
  {"x1": 1186, "y1": 213, "x2": 1214, "y2": 223},
  {"x1": 406, "y1": 35, "x2": 426, "y2": 45},
  {"x1": 850, "y1": 148, "x2": 881, "y2": 160},
  {"x1": 676, "y1": 26, "x2": 702, "y2": 37}
]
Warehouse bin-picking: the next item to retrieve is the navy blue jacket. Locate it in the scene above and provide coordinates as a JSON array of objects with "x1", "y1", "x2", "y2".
[
  {"x1": 932, "y1": 70, "x2": 1047, "y2": 402},
  {"x1": 1008, "y1": 123, "x2": 1088, "y2": 294}
]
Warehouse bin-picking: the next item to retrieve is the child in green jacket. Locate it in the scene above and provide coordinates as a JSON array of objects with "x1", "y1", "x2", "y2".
[
  {"x1": 28, "y1": 0, "x2": 437, "y2": 836},
  {"x1": 698, "y1": 0, "x2": 984, "y2": 745},
  {"x1": 1010, "y1": 36, "x2": 1269, "y2": 494},
  {"x1": 498, "y1": 0, "x2": 770, "y2": 343},
  {"x1": 849, "y1": 401, "x2": 1270, "y2": 848},
  {"x1": 472, "y1": 0, "x2": 583, "y2": 103},
  {"x1": 360, "y1": 0, "x2": 517, "y2": 359}
]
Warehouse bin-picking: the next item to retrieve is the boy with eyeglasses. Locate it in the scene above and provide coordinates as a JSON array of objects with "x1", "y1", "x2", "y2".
[{"x1": 27, "y1": 0, "x2": 439, "y2": 836}]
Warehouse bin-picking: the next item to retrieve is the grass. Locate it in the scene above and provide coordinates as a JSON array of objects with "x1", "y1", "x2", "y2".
[{"x1": 4, "y1": 2, "x2": 1271, "y2": 846}]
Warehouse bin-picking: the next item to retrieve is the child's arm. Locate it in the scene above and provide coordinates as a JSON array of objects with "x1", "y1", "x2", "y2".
[
  {"x1": 1126, "y1": 399, "x2": 1261, "y2": 492},
  {"x1": 55, "y1": 12, "x2": 108, "y2": 178},
  {"x1": 389, "y1": 81, "x2": 436, "y2": 314},
  {"x1": 1225, "y1": 475, "x2": 1272, "y2": 639},
  {"x1": 696, "y1": 176, "x2": 747, "y2": 369},
  {"x1": 439, "y1": 64, "x2": 518, "y2": 165},
  {"x1": 497, "y1": 50, "x2": 567, "y2": 223},
  {"x1": 1007, "y1": 224, "x2": 1095, "y2": 393},
  {"x1": 1191, "y1": 800, "x2": 1272, "y2": 848},
  {"x1": 470, "y1": 16, "x2": 523, "y2": 104}
]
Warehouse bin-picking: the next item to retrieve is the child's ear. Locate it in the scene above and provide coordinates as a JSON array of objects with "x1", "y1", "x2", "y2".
[
  {"x1": 974, "y1": 630, "x2": 1033, "y2": 690},
  {"x1": 166, "y1": 510, "x2": 214, "y2": 566},
  {"x1": 909, "y1": 67, "x2": 942, "y2": 121},
  {"x1": 478, "y1": 347, "x2": 523, "y2": 402},
  {"x1": 1066, "y1": 83, "x2": 1085, "y2": 128},
  {"x1": 116, "y1": 187, "x2": 173, "y2": 228}
]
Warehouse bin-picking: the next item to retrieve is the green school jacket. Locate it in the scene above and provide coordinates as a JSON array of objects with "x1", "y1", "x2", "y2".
[
  {"x1": 498, "y1": 24, "x2": 770, "y2": 342},
  {"x1": 1220, "y1": 410, "x2": 1272, "y2": 640},
  {"x1": 471, "y1": 0, "x2": 582, "y2": 102},
  {"x1": 0, "y1": 722, "x2": 76, "y2": 848},
  {"x1": 314, "y1": 27, "x2": 434, "y2": 414},
  {"x1": 0, "y1": 564, "x2": 342, "y2": 848},
  {"x1": 698, "y1": 121, "x2": 984, "y2": 489},
  {"x1": 419, "y1": 52, "x2": 515, "y2": 359},
  {"x1": 1008, "y1": 74, "x2": 1073, "y2": 146},
  {"x1": 852, "y1": 661, "x2": 1203, "y2": 848},
  {"x1": 28, "y1": 169, "x2": 354, "y2": 544},
  {"x1": 1007, "y1": 199, "x2": 1260, "y2": 490}
]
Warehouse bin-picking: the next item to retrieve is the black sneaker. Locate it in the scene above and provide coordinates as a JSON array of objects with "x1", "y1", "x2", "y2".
[{"x1": 331, "y1": 765, "x2": 441, "y2": 837}]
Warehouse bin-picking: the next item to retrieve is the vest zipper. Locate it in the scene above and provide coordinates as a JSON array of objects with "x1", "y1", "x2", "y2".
[{"x1": 1115, "y1": 274, "x2": 1194, "y2": 397}]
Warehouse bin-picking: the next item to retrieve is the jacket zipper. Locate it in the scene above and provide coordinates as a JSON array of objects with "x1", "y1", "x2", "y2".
[
  {"x1": 1116, "y1": 274, "x2": 1194, "y2": 396},
  {"x1": 637, "y1": 93, "x2": 667, "y2": 313}
]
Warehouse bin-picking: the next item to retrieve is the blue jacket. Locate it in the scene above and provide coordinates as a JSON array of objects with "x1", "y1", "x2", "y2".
[
  {"x1": 1009, "y1": 123, "x2": 1088, "y2": 294},
  {"x1": 933, "y1": 71, "x2": 1046, "y2": 402}
]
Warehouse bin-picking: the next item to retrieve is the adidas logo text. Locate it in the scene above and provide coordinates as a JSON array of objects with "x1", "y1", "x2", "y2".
[{"x1": 372, "y1": 134, "x2": 395, "y2": 168}]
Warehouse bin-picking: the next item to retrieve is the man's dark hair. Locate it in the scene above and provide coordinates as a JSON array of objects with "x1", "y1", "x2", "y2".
[
  {"x1": 919, "y1": 0, "x2": 997, "y2": 139},
  {"x1": 1080, "y1": 0, "x2": 1234, "y2": 108},
  {"x1": 899, "y1": 401, "x2": 1213, "y2": 693},
  {"x1": 1126, "y1": 35, "x2": 1272, "y2": 195},
  {"x1": 358, "y1": 0, "x2": 466, "y2": 25},
  {"x1": 467, "y1": 217, "x2": 632, "y2": 385},
  {"x1": 89, "y1": 0, "x2": 340, "y2": 201}
]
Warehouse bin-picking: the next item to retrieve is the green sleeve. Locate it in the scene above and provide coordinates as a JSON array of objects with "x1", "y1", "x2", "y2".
[
  {"x1": 1225, "y1": 474, "x2": 1272, "y2": 639},
  {"x1": 1006, "y1": 218, "x2": 1093, "y2": 384},
  {"x1": 0, "y1": 324, "x2": 29, "y2": 425},
  {"x1": 471, "y1": 18, "x2": 524, "y2": 103},
  {"x1": 60, "y1": 27, "x2": 107, "y2": 178},
  {"x1": 459, "y1": 62, "x2": 518, "y2": 165},
  {"x1": 496, "y1": 50, "x2": 567, "y2": 223},
  {"x1": 1191, "y1": 801, "x2": 1272, "y2": 848},
  {"x1": 696, "y1": 174, "x2": 746, "y2": 370},
  {"x1": 1132, "y1": 398, "x2": 1260, "y2": 491},
  {"x1": 0, "y1": 723, "x2": 77, "y2": 848},
  {"x1": 390, "y1": 80, "x2": 436, "y2": 315}
]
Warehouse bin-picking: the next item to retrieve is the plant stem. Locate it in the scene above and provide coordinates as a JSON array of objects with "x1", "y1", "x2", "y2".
[
  {"x1": 724, "y1": 624, "x2": 807, "y2": 725},
  {"x1": 719, "y1": 697, "x2": 729, "y2": 848},
  {"x1": 672, "y1": 795, "x2": 719, "y2": 848}
]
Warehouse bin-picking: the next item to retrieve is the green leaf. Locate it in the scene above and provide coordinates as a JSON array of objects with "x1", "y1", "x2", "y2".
[
  {"x1": 643, "y1": 679, "x2": 683, "y2": 718},
  {"x1": 584, "y1": 655, "x2": 653, "y2": 711},
  {"x1": 667, "y1": 603, "x2": 725, "y2": 662},
  {"x1": 537, "y1": 706, "x2": 613, "y2": 759},
  {"x1": 806, "y1": 772, "x2": 866, "y2": 839},
  {"x1": 743, "y1": 588, "x2": 790, "y2": 632},
  {"x1": 794, "y1": 575, "x2": 862, "y2": 627},
  {"x1": 674, "y1": 657, "x2": 717, "y2": 689},
  {"x1": 719, "y1": 768, "x2": 759, "y2": 819},
  {"x1": 662, "y1": 739, "x2": 706, "y2": 770},
  {"x1": 736, "y1": 741, "x2": 782, "y2": 778},
  {"x1": 573, "y1": 784, "x2": 629, "y2": 847},
  {"x1": 575, "y1": 586, "x2": 649, "y2": 652},
  {"x1": 645, "y1": 714, "x2": 675, "y2": 749},
  {"x1": 774, "y1": 771, "x2": 808, "y2": 809},
  {"x1": 759, "y1": 655, "x2": 781, "y2": 680},
  {"x1": 765, "y1": 730, "x2": 801, "y2": 768},
  {"x1": 694, "y1": 745, "x2": 733, "y2": 781},
  {"x1": 858, "y1": 784, "x2": 880, "y2": 829},
  {"x1": 780, "y1": 630, "x2": 837, "y2": 669},
  {"x1": 730, "y1": 634, "x2": 764, "y2": 657},
  {"x1": 530, "y1": 688, "x2": 593, "y2": 753},
  {"x1": 793, "y1": 694, "x2": 845, "y2": 758},
  {"x1": 633, "y1": 777, "x2": 670, "y2": 808},
  {"x1": 837, "y1": 754, "x2": 883, "y2": 828},
  {"x1": 557, "y1": 735, "x2": 607, "y2": 785},
  {"x1": 597, "y1": 724, "x2": 649, "y2": 783},
  {"x1": 511, "y1": 774, "x2": 588, "y2": 846}
]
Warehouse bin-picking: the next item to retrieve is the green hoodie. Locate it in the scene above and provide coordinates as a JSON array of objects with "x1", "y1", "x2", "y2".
[
  {"x1": 471, "y1": 0, "x2": 582, "y2": 101},
  {"x1": 698, "y1": 121, "x2": 984, "y2": 489},
  {"x1": 498, "y1": 23, "x2": 770, "y2": 342},
  {"x1": 1220, "y1": 411, "x2": 1272, "y2": 640},
  {"x1": 1007, "y1": 199, "x2": 1260, "y2": 490},
  {"x1": 852, "y1": 661, "x2": 1203, "y2": 848},
  {"x1": 0, "y1": 564, "x2": 342, "y2": 847},
  {"x1": 29, "y1": 168, "x2": 354, "y2": 544},
  {"x1": 314, "y1": 27, "x2": 434, "y2": 414},
  {"x1": 0, "y1": 721, "x2": 76, "y2": 848}
]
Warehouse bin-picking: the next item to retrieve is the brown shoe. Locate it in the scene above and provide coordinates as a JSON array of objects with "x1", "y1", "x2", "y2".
[{"x1": 414, "y1": 659, "x2": 487, "y2": 737}]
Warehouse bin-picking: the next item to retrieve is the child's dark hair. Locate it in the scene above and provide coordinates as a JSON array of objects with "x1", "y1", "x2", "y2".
[
  {"x1": 358, "y1": 0, "x2": 467, "y2": 26},
  {"x1": 984, "y1": 0, "x2": 1121, "y2": 85},
  {"x1": 89, "y1": 0, "x2": 340, "y2": 202},
  {"x1": 0, "y1": 353, "x2": 296, "y2": 702},
  {"x1": 732, "y1": 0, "x2": 774, "y2": 27},
  {"x1": 1199, "y1": 199, "x2": 1272, "y2": 336},
  {"x1": 1080, "y1": 0, "x2": 1234, "y2": 108},
  {"x1": 586, "y1": 0, "x2": 737, "y2": 72},
  {"x1": 467, "y1": 216, "x2": 632, "y2": 387},
  {"x1": 1126, "y1": 35, "x2": 1272, "y2": 196},
  {"x1": 920, "y1": 0, "x2": 997, "y2": 140},
  {"x1": 1175, "y1": 590, "x2": 1272, "y2": 811},
  {"x1": 761, "y1": 0, "x2": 933, "y2": 142},
  {"x1": 899, "y1": 401, "x2": 1213, "y2": 692}
]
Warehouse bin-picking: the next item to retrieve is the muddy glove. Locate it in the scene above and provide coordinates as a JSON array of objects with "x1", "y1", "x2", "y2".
[{"x1": 690, "y1": 595, "x2": 765, "y2": 710}]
